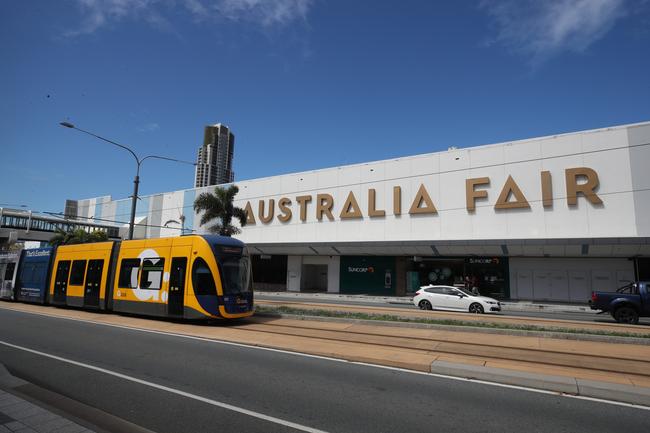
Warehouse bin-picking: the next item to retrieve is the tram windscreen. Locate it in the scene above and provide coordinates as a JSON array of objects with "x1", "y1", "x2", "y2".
[{"x1": 218, "y1": 254, "x2": 252, "y2": 295}]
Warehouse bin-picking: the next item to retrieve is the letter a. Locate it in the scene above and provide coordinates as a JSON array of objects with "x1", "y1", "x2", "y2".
[
  {"x1": 244, "y1": 202, "x2": 256, "y2": 225},
  {"x1": 409, "y1": 184, "x2": 437, "y2": 215},
  {"x1": 495, "y1": 176, "x2": 530, "y2": 209}
]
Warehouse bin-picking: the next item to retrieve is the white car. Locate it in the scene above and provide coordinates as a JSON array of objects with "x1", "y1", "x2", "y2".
[{"x1": 413, "y1": 285, "x2": 501, "y2": 314}]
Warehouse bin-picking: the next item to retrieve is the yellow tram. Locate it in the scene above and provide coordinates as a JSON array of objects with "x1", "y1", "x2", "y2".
[{"x1": 48, "y1": 235, "x2": 253, "y2": 319}]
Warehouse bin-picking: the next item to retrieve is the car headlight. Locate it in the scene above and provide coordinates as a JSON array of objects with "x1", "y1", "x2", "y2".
[{"x1": 486, "y1": 301, "x2": 497, "y2": 304}]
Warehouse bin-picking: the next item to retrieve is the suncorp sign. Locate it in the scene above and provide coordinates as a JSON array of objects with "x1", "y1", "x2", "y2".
[{"x1": 348, "y1": 266, "x2": 375, "y2": 273}]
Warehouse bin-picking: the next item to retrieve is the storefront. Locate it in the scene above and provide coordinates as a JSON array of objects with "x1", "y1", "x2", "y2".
[
  {"x1": 340, "y1": 256, "x2": 396, "y2": 295},
  {"x1": 405, "y1": 256, "x2": 509, "y2": 299},
  {"x1": 251, "y1": 254, "x2": 287, "y2": 291}
]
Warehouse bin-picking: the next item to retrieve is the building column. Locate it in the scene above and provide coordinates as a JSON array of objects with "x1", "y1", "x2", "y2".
[
  {"x1": 395, "y1": 256, "x2": 407, "y2": 296},
  {"x1": 286, "y1": 256, "x2": 302, "y2": 292},
  {"x1": 327, "y1": 256, "x2": 340, "y2": 293}
]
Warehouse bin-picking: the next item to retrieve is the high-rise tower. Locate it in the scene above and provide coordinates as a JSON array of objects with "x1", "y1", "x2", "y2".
[{"x1": 194, "y1": 123, "x2": 235, "y2": 188}]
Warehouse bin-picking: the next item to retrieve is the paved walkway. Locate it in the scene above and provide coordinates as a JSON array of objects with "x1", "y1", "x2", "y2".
[{"x1": 0, "y1": 389, "x2": 94, "y2": 433}]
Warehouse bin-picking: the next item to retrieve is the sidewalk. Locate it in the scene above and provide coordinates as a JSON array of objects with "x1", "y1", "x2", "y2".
[
  {"x1": 257, "y1": 291, "x2": 598, "y2": 313},
  {"x1": 0, "y1": 365, "x2": 95, "y2": 433}
]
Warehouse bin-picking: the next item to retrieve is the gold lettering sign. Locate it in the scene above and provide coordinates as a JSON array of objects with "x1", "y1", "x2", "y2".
[
  {"x1": 316, "y1": 194, "x2": 335, "y2": 221},
  {"x1": 278, "y1": 197, "x2": 292, "y2": 222},
  {"x1": 244, "y1": 202, "x2": 256, "y2": 225},
  {"x1": 494, "y1": 176, "x2": 530, "y2": 209},
  {"x1": 239, "y1": 166, "x2": 603, "y2": 227},
  {"x1": 340, "y1": 191, "x2": 363, "y2": 219},
  {"x1": 466, "y1": 177, "x2": 490, "y2": 212},
  {"x1": 565, "y1": 167, "x2": 603, "y2": 206},
  {"x1": 368, "y1": 189, "x2": 385, "y2": 217},
  {"x1": 408, "y1": 184, "x2": 437, "y2": 214},
  {"x1": 393, "y1": 186, "x2": 402, "y2": 215},
  {"x1": 296, "y1": 195, "x2": 312, "y2": 222},
  {"x1": 258, "y1": 199, "x2": 275, "y2": 223},
  {"x1": 541, "y1": 171, "x2": 553, "y2": 208}
]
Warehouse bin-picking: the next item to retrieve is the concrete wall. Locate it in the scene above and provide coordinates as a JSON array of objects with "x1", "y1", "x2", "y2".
[{"x1": 509, "y1": 258, "x2": 635, "y2": 302}]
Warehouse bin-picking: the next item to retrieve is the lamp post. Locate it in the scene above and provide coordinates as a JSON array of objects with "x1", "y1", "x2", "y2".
[{"x1": 59, "y1": 122, "x2": 195, "y2": 240}]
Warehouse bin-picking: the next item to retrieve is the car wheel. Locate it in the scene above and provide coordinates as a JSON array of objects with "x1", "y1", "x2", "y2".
[
  {"x1": 614, "y1": 306, "x2": 639, "y2": 324},
  {"x1": 419, "y1": 300, "x2": 433, "y2": 310},
  {"x1": 469, "y1": 303, "x2": 484, "y2": 314}
]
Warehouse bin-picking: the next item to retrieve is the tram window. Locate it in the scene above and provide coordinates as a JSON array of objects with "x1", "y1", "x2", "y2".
[
  {"x1": 219, "y1": 256, "x2": 252, "y2": 294},
  {"x1": 192, "y1": 258, "x2": 216, "y2": 296},
  {"x1": 118, "y1": 259, "x2": 141, "y2": 289},
  {"x1": 141, "y1": 258, "x2": 164, "y2": 290},
  {"x1": 4, "y1": 263, "x2": 15, "y2": 281},
  {"x1": 69, "y1": 260, "x2": 87, "y2": 286}
]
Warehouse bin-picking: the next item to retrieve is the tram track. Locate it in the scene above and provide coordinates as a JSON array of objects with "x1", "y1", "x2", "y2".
[{"x1": 235, "y1": 317, "x2": 650, "y2": 378}]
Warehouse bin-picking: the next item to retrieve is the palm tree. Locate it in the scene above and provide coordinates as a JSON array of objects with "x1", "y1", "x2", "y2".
[
  {"x1": 193, "y1": 185, "x2": 247, "y2": 236},
  {"x1": 49, "y1": 228, "x2": 108, "y2": 247}
]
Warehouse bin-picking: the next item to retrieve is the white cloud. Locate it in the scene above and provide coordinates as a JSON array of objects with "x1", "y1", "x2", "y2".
[
  {"x1": 183, "y1": 0, "x2": 210, "y2": 19},
  {"x1": 65, "y1": 0, "x2": 313, "y2": 36},
  {"x1": 65, "y1": 0, "x2": 159, "y2": 36},
  {"x1": 214, "y1": 0, "x2": 313, "y2": 26},
  {"x1": 137, "y1": 122, "x2": 160, "y2": 132},
  {"x1": 481, "y1": 0, "x2": 627, "y2": 64}
]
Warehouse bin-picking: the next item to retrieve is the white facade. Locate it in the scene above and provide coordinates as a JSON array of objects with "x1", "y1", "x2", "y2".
[
  {"x1": 75, "y1": 121, "x2": 650, "y2": 301},
  {"x1": 232, "y1": 122, "x2": 649, "y2": 247}
]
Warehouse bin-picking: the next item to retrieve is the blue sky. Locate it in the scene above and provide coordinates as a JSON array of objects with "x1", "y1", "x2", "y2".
[{"x1": 2, "y1": 0, "x2": 650, "y2": 216}]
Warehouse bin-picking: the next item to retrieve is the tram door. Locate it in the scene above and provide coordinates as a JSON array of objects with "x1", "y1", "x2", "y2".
[
  {"x1": 84, "y1": 259, "x2": 103, "y2": 307},
  {"x1": 168, "y1": 257, "x2": 187, "y2": 316},
  {"x1": 53, "y1": 261, "x2": 71, "y2": 303}
]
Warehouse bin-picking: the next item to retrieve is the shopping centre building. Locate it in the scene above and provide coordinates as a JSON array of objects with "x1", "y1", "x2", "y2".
[{"x1": 72, "y1": 121, "x2": 650, "y2": 302}]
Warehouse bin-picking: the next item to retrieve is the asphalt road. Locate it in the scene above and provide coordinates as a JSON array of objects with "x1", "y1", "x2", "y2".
[
  {"x1": 1, "y1": 308, "x2": 649, "y2": 433},
  {"x1": 256, "y1": 294, "x2": 650, "y2": 325}
]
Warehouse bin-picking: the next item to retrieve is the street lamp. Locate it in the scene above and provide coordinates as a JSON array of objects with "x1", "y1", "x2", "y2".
[{"x1": 59, "y1": 122, "x2": 196, "y2": 240}]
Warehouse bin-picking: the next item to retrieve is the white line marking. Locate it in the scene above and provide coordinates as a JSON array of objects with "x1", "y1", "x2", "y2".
[
  {"x1": 0, "y1": 339, "x2": 330, "y2": 433},
  {"x1": 2, "y1": 305, "x2": 650, "y2": 411}
]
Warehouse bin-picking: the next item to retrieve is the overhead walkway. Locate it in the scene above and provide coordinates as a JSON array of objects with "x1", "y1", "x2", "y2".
[{"x1": 0, "y1": 208, "x2": 121, "y2": 244}]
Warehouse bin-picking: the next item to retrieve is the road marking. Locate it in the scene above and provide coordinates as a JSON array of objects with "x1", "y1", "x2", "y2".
[
  {"x1": 0, "y1": 340, "x2": 330, "y2": 433},
  {"x1": 2, "y1": 305, "x2": 650, "y2": 411}
]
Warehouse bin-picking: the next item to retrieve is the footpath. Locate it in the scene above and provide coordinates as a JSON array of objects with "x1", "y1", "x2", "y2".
[
  {"x1": 2, "y1": 302, "x2": 650, "y2": 408},
  {"x1": 0, "y1": 361, "x2": 155, "y2": 433},
  {"x1": 0, "y1": 364, "x2": 96, "y2": 433}
]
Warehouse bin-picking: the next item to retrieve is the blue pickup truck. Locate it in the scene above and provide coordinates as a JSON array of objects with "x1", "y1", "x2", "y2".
[{"x1": 589, "y1": 281, "x2": 650, "y2": 324}]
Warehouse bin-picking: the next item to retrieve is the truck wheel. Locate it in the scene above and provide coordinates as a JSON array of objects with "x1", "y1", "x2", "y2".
[{"x1": 614, "y1": 307, "x2": 639, "y2": 325}]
